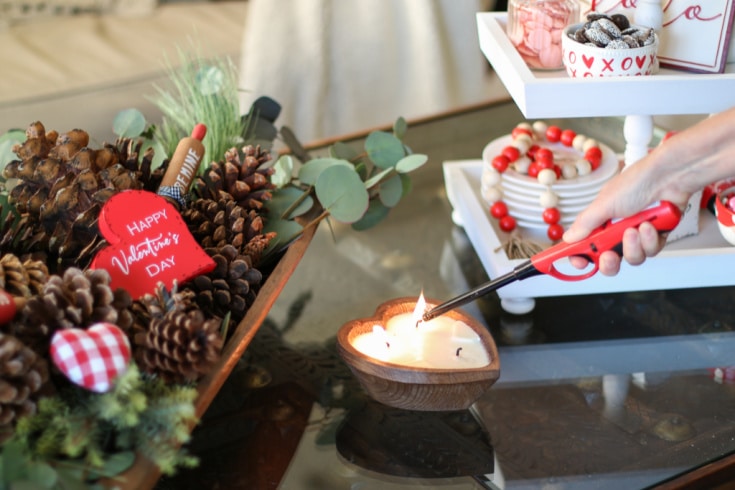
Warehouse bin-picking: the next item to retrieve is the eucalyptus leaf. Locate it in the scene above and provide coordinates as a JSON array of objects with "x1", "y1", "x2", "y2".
[
  {"x1": 112, "y1": 108, "x2": 146, "y2": 138},
  {"x1": 379, "y1": 174, "x2": 403, "y2": 208},
  {"x1": 26, "y1": 461, "x2": 57, "y2": 488},
  {"x1": 0, "y1": 129, "x2": 24, "y2": 171},
  {"x1": 298, "y1": 158, "x2": 353, "y2": 185},
  {"x1": 315, "y1": 165, "x2": 369, "y2": 223},
  {"x1": 393, "y1": 117, "x2": 407, "y2": 140},
  {"x1": 365, "y1": 131, "x2": 405, "y2": 169},
  {"x1": 352, "y1": 200, "x2": 390, "y2": 231},
  {"x1": 330, "y1": 141, "x2": 359, "y2": 162},
  {"x1": 354, "y1": 161, "x2": 368, "y2": 181},
  {"x1": 268, "y1": 186, "x2": 314, "y2": 219},
  {"x1": 263, "y1": 218, "x2": 306, "y2": 254},
  {"x1": 395, "y1": 153, "x2": 428, "y2": 173},
  {"x1": 363, "y1": 167, "x2": 393, "y2": 189},
  {"x1": 195, "y1": 65, "x2": 225, "y2": 96},
  {"x1": 272, "y1": 155, "x2": 295, "y2": 188}
]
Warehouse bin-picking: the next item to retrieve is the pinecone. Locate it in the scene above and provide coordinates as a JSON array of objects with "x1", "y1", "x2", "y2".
[
  {"x1": 184, "y1": 244, "x2": 263, "y2": 325},
  {"x1": 136, "y1": 307, "x2": 223, "y2": 384},
  {"x1": 130, "y1": 283, "x2": 199, "y2": 346},
  {"x1": 8, "y1": 268, "x2": 134, "y2": 356},
  {"x1": 192, "y1": 144, "x2": 275, "y2": 212},
  {"x1": 1, "y1": 122, "x2": 166, "y2": 271},
  {"x1": 0, "y1": 254, "x2": 49, "y2": 300},
  {"x1": 182, "y1": 193, "x2": 276, "y2": 264},
  {"x1": 0, "y1": 332, "x2": 49, "y2": 441}
]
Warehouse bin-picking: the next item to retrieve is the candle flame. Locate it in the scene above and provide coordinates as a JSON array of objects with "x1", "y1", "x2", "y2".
[{"x1": 412, "y1": 292, "x2": 427, "y2": 327}]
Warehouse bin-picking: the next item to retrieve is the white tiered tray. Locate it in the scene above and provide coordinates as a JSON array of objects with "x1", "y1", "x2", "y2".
[
  {"x1": 444, "y1": 160, "x2": 735, "y2": 314},
  {"x1": 476, "y1": 12, "x2": 735, "y2": 119},
  {"x1": 471, "y1": 12, "x2": 735, "y2": 313},
  {"x1": 477, "y1": 12, "x2": 735, "y2": 166}
]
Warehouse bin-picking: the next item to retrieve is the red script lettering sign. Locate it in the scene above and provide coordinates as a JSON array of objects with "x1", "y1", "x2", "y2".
[{"x1": 91, "y1": 190, "x2": 215, "y2": 299}]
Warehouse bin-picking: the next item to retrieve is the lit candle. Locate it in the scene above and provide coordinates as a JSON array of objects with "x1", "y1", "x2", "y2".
[{"x1": 351, "y1": 294, "x2": 490, "y2": 369}]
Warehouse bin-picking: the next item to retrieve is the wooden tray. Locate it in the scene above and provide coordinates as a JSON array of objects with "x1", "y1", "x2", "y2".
[{"x1": 107, "y1": 222, "x2": 319, "y2": 489}]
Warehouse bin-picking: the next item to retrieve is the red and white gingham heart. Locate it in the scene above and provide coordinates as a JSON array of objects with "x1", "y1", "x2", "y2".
[{"x1": 50, "y1": 323, "x2": 131, "y2": 393}]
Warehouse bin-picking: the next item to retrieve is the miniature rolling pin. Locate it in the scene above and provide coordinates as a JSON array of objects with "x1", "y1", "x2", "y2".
[{"x1": 157, "y1": 123, "x2": 207, "y2": 209}]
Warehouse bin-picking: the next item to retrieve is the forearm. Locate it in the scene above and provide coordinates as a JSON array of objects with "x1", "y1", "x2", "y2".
[{"x1": 649, "y1": 107, "x2": 735, "y2": 198}]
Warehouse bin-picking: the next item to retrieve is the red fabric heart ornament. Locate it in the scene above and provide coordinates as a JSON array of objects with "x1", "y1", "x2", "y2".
[
  {"x1": 90, "y1": 190, "x2": 215, "y2": 299},
  {"x1": 50, "y1": 323, "x2": 131, "y2": 393}
]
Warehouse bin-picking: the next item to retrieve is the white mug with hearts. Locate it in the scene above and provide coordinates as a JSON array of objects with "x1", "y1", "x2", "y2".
[{"x1": 561, "y1": 22, "x2": 659, "y2": 77}]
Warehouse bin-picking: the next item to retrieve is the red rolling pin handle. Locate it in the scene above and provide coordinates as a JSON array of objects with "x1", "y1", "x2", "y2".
[{"x1": 530, "y1": 200, "x2": 682, "y2": 281}]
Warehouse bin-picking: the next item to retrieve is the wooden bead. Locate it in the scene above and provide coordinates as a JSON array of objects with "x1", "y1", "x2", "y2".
[
  {"x1": 514, "y1": 155, "x2": 532, "y2": 174},
  {"x1": 572, "y1": 134, "x2": 587, "y2": 151},
  {"x1": 576, "y1": 158, "x2": 592, "y2": 176},
  {"x1": 539, "y1": 189, "x2": 560, "y2": 208},
  {"x1": 512, "y1": 136, "x2": 532, "y2": 154},
  {"x1": 482, "y1": 168, "x2": 502, "y2": 187},
  {"x1": 582, "y1": 138, "x2": 599, "y2": 152},
  {"x1": 561, "y1": 163, "x2": 578, "y2": 179},
  {"x1": 532, "y1": 120, "x2": 547, "y2": 137},
  {"x1": 482, "y1": 185, "x2": 503, "y2": 204},
  {"x1": 537, "y1": 168, "x2": 557, "y2": 185}
]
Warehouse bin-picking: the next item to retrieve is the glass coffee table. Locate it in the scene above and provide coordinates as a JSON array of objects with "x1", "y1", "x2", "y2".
[{"x1": 156, "y1": 100, "x2": 735, "y2": 490}]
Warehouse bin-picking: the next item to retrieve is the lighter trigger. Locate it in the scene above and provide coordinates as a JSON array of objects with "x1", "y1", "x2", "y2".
[{"x1": 545, "y1": 260, "x2": 599, "y2": 281}]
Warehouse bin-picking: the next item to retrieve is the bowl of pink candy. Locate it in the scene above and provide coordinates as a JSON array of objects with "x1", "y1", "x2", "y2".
[{"x1": 715, "y1": 187, "x2": 735, "y2": 245}]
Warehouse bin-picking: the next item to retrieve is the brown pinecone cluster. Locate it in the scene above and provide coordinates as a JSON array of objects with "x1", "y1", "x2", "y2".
[
  {"x1": 7, "y1": 268, "x2": 134, "y2": 355},
  {"x1": 0, "y1": 254, "x2": 51, "y2": 438},
  {"x1": 0, "y1": 123, "x2": 285, "y2": 437},
  {"x1": 0, "y1": 254, "x2": 48, "y2": 299},
  {"x1": 1, "y1": 121, "x2": 165, "y2": 271},
  {"x1": 0, "y1": 332, "x2": 48, "y2": 442},
  {"x1": 182, "y1": 144, "x2": 278, "y2": 324},
  {"x1": 131, "y1": 285, "x2": 223, "y2": 384}
]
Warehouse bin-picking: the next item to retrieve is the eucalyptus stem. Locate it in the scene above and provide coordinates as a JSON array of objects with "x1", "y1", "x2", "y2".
[{"x1": 281, "y1": 185, "x2": 314, "y2": 220}]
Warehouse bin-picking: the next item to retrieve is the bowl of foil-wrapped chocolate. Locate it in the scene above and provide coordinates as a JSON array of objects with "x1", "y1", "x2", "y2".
[{"x1": 561, "y1": 13, "x2": 658, "y2": 78}]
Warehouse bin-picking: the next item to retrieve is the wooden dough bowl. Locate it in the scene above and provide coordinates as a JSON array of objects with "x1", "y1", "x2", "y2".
[{"x1": 337, "y1": 297, "x2": 500, "y2": 411}]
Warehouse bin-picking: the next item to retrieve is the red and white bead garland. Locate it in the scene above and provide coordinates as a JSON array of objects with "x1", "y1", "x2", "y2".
[{"x1": 482, "y1": 121, "x2": 603, "y2": 241}]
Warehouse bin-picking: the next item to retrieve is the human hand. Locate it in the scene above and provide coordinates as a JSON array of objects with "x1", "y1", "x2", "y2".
[
  {"x1": 564, "y1": 220, "x2": 666, "y2": 276},
  {"x1": 562, "y1": 162, "x2": 685, "y2": 276}
]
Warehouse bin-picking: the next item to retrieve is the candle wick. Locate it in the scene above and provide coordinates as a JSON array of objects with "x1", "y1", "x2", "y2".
[
  {"x1": 386, "y1": 342, "x2": 390, "y2": 349},
  {"x1": 456, "y1": 347, "x2": 463, "y2": 357},
  {"x1": 415, "y1": 320, "x2": 422, "y2": 329}
]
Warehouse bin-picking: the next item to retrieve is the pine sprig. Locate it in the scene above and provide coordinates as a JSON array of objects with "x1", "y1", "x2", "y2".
[{"x1": 0, "y1": 363, "x2": 200, "y2": 486}]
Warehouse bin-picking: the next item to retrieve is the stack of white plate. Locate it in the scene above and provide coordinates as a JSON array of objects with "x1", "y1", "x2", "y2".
[{"x1": 481, "y1": 135, "x2": 621, "y2": 230}]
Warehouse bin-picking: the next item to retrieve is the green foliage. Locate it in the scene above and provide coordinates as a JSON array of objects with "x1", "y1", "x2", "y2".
[
  {"x1": 269, "y1": 115, "x2": 428, "y2": 238},
  {"x1": 148, "y1": 47, "x2": 245, "y2": 166},
  {"x1": 314, "y1": 165, "x2": 369, "y2": 223},
  {"x1": 0, "y1": 129, "x2": 24, "y2": 172},
  {"x1": 0, "y1": 364, "x2": 199, "y2": 488},
  {"x1": 112, "y1": 108, "x2": 146, "y2": 138},
  {"x1": 110, "y1": 107, "x2": 168, "y2": 170}
]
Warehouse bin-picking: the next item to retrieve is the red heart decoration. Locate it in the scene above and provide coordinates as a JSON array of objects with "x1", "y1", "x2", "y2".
[
  {"x1": 636, "y1": 56, "x2": 646, "y2": 68},
  {"x1": 582, "y1": 54, "x2": 594, "y2": 69},
  {"x1": 91, "y1": 190, "x2": 215, "y2": 299},
  {"x1": 50, "y1": 323, "x2": 131, "y2": 393}
]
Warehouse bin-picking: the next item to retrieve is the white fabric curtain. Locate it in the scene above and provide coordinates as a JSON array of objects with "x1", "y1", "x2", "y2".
[{"x1": 239, "y1": 0, "x2": 498, "y2": 143}]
